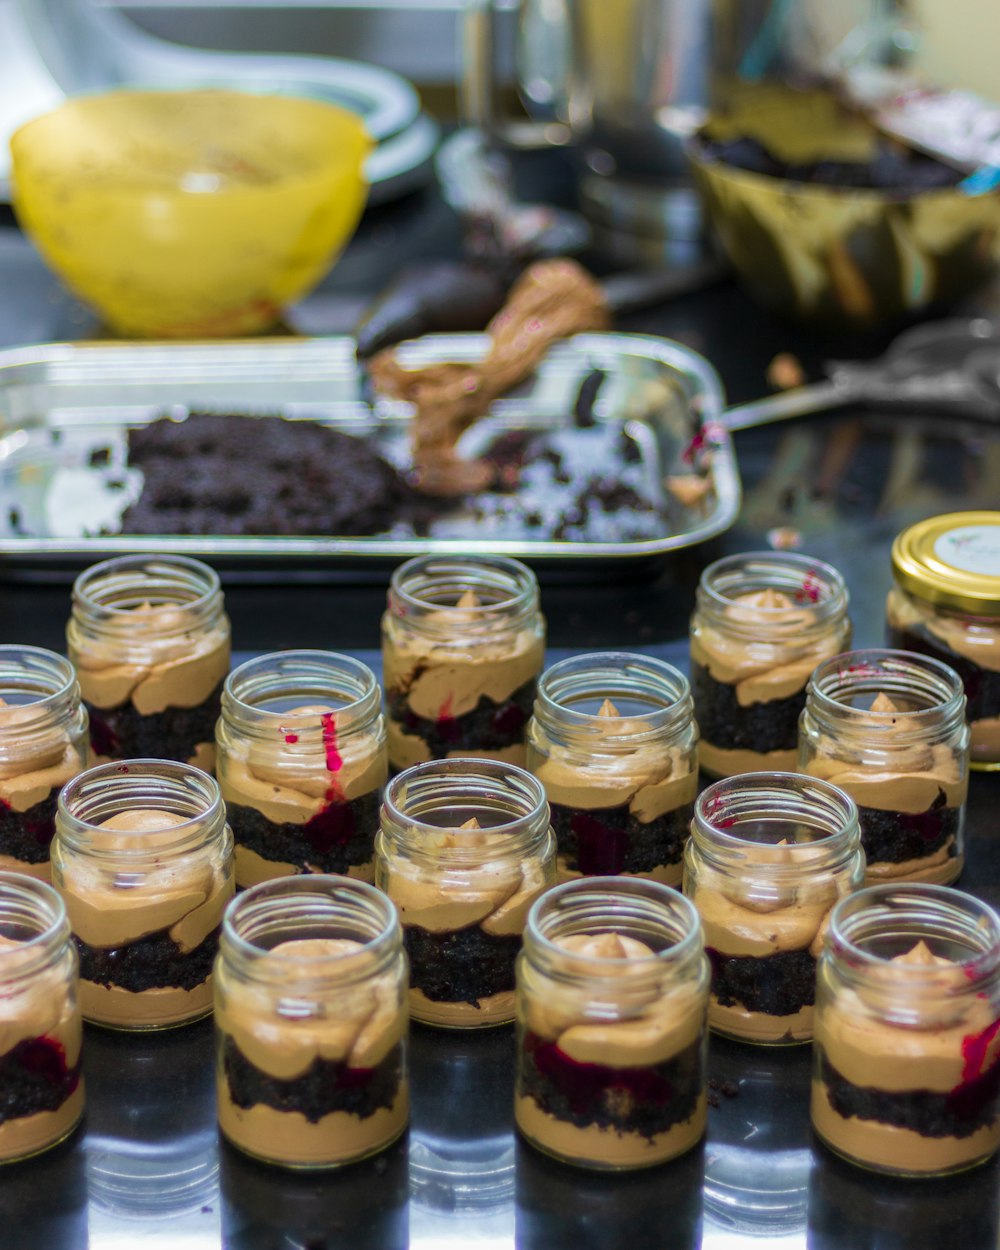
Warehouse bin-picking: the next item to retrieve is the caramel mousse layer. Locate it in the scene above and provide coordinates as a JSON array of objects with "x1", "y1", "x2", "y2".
[
  {"x1": 0, "y1": 699, "x2": 82, "y2": 814},
  {"x1": 697, "y1": 742, "x2": 799, "y2": 778},
  {"x1": 217, "y1": 1095, "x2": 408, "y2": 1168},
  {"x1": 863, "y1": 840, "x2": 960, "y2": 885},
  {"x1": 385, "y1": 729, "x2": 527, "y2": 771}
]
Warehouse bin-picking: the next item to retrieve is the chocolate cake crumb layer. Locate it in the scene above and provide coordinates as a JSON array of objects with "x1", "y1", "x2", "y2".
[
  {"x1": 707, "y1": 947, "x2": 817, "y2": 1016},
  {"x1": 858, "y1": 796, "x2": 960, "y2": 866},
  {"x1": 387, "y1": 678, "x2": 536, "y2": 760},
  {"x1": 819, "y1": 1052, "x2": 1000, "y2": 1139},
  {"x1": 888, "y1": 626, "x2": 1000, "y2": 724},
  {"x1": 0, "y1": 790, "x2": 58, "y2": 864},
  {"x1": 403, "y1": 923, "x2": 521, "y2": 1006},
  {"x1": 86, "y1": 680, "x2": 224, "y2": 762},
  {"x1": 519, "y1": 1031, "x2": 703, "y2": 1140},
  {"x1": 75, "y1": 924, "x2": 220, "y2": 993},
  {"x1": 227, "y1": 792, "x2": 380, "y2": 876},
  {"x1": 121, "y1": 412, "x2": 441, "y2": 537},
  {"x1": 690, "y1": 662, "x2": 805, "y2": 754},
  {"x1": 549, "y1": 800, "x2": 693, "y2": 876},
  {"x1": 0, "y1": 1036, "x2": 81, "y2": 1124},
  {"x1": 222, "y1": 1035, "x2": 402, "y2": 1124}
]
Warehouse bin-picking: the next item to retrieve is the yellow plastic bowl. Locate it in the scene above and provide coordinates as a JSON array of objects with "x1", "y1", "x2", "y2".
[{"x1": 10, "y1": 89, "x2": 372, "y2": 337}]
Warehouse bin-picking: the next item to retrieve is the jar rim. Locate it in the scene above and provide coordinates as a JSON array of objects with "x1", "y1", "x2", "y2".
[
  {"x1": 807, "y1": 647, "x2": 966, "y2": 723},
  {"x1": 388, "y1": 554, "x2": 538, "y2": 618},
  {"x1": 72, "y1": 553, "x2": 222, "y2": 617},
  {"x1": 223, "y1": 650, "x2": 380, "y2": 726},
  {"x1": 534, "y1": 651, "x2": 691, "y2": 737},
  {"x1": 0, "y1": 871, "x2": 71, "y2": 978},
  {"x1": 0, "y1": 645, "x2": 78, "y2": 720},
  {"x1": 697, "y1": 550, "x2": 849, "y2": 626}
]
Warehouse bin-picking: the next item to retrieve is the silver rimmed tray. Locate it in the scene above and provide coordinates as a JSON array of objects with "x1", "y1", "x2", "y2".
[{"x1": 0, "y1": 332, "x2": 739, "y2": 571}]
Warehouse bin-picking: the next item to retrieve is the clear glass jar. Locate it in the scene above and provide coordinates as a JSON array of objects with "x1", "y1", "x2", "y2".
[
  {"x1": 813, "y1": 884, "x2": 1000, "y2": 1177},
  {"x1": 683, "y1": 772, "x2": 864, "y2": 1045},
  {"x1": 800, "y1": 648, "x2": 969, "y2": 887},
  {"x1": 381, "y1": 555, "x2": 545, "y2": 772},
  {"x1": 216, "y1": 650, "x2": 387, "y2": 890},
  {"x1": 515, "y1": 876, "x2": 709, "y2": 1170},
  {"x1": 526, "y1": 652, "x2": 698, "y2": 886},
  {"x1": 51, "y1": 759, "x2": 234, "y2": 1029},
  {"x1": 215, "y1": 875, "x2": 408, "y2": 1169},
  {"x1": 67, "y1": 554, "x2": 231, "y2": 772},
  {"x1": 375, "y1": 758, "x2": 555, "y2": 1028},
  {"x1": 0, "y1": 872, "x2": 83, "y2": 1162},
  {"x1": 690, "y1": 552, "x2": 851, "y2": 778},
  {"x1": 886, "y1": 511, "x2": 1000, "y2": 771},
  {"x1": 0, "y1": 646, "x2": 89, "y2": 881}
]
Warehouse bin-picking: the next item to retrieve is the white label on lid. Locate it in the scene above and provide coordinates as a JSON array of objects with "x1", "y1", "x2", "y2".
[{"x1": 934, "y1": 526, "x2": 1000, "y2": 576}]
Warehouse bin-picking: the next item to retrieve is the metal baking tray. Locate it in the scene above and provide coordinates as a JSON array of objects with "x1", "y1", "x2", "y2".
[{"x1": 0, "y1": 332, "x2": 739, "y2": 570}]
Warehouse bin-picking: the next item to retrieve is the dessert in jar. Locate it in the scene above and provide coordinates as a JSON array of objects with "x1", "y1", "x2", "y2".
[
  {"x1": 515, "y1": 877, "x2": 709, "y2": 1169},
  {"x1": 51, "y1": 759, "x2": 234, "y2": 1029},
  {"x1": 381, "y1": 556, "x2": 545, "y2": 772},
  {"x1": 0, "y1": 646, "x2": 88, "y2": 881},
  {"x1": 216, "y1": 651, "x2": 387, "y2": 889},
  {"x1": 215, "y1": 876, "x2": 408, "y2": 1168},
  {"x1": 0, "y1": 873, "x2": 84, "y2": 1162},
  {"x1": 812, "y1": 884, "x2": 1000, "y2": 1176},
  {"x1": 800, "y1": 649, "x2": 968, "y2": 886},
  {"x1": 690, "y1": 552, "x2": 851, "y2": 778},
  {"x1": 526, "y1": 652, "x2": 698, "y2": 885},
  {"x1": 684, "y1": 772, "x2": 864, "y2": 1044},
  {"x1": 375, "y1": 758, "x2": 555, "y2": 1027},
  {"x1": 886, "y1": 511, "x2": 1000, "y2": 770},
  {"x1": 67, "y1": 554, "x2": 231, "y2": 772}
]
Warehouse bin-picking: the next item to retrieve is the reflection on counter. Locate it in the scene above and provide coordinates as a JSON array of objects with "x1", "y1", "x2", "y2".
[
  {"x1": 808, "y1": 1143, "x2": 1000, "y2": 1250},
  {"x1": 703, "y1": 1036, "x2": 812, "y2": 1240},
  {"x1": 221, "y1": 1137, "x2": 409, "y2": 1250},
  {"x1": 0, "y1": 1134, "x2": 88, "y2": 1250}
]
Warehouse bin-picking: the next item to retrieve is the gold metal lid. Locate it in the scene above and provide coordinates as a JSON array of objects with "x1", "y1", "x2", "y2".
[{"x1": 891, "y1": 512, "x2": 1000, "y2": 616}]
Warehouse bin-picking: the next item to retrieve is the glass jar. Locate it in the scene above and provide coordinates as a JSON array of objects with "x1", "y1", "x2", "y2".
[
  {"x1": 800, "y1": 648, "x2": 969, "y2": 887},
  {"x1": 813, "y1": 884, "x2": 1000, "y2": 1177},
  {"x1": 216, "y1": 651, "x2": 387, "y2": 890},
  {"x1": 51, "y1": 759, "x2": 234, "y2": 1029},
  {"x1": 886, "y1": 511, "x2": 1000, "y2": 770},
  {"x1": 0, "y1": 873, "x2": 83, "y2": 1162},
  {"x1": 381, "y1": 555, "x2": 545, "y2": 772},
  {"x1": 526, "y1": 652, "x2": 698, "y2": 885},
  {"x1": 0, "y1": 646, "x2": 89, "y2": 881},
  {"x1": 215, "y1": 875, "x2": 408, "y2": 1169},
  {"x1": 690, "y1": 552, "x2": 851, "y2": 778},
  {"x1": 375, "y1": 758, "x2": 555, "y2": 1028},
  {"x1": 67, "y1": 554, "x2": 231, "y2": 771},
  {"x1": 683, "y1": 772, "x2": 864, "y2": 1044},
  {"x1": 515, "y1": 877, "x2": 709, "y2": 1170}
]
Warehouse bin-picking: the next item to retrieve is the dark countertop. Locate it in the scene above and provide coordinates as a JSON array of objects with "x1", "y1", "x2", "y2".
[{"x1": 0, "y1": 184, "x2": 999, "y2": 1250}]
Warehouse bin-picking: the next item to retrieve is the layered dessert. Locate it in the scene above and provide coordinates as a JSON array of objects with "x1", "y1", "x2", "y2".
[
  {"x1": 71, "y1": 602, "x2": 230, "y2": 771},
  {"x1": 383, "y1": 819, "x2": 550, "y2": 1026},
  {"x1": 532, "y1": 698, "x2": 697, "y2": 884},
  {"x1": 692, "y1": 587, "x2": 847, "y2": 777},
  {"x1": 887, "y1": 587, "x2": 1000, "y2": 767},
  {"x1": 216, "y1": 937, "x2": 408, "y2": 1167},
  {"x1": 0, "y1": 934, "x2": 83, "y2": 1162},
  {"x1": 813, "y1": 941, "x2": 1000, "y2": 1174},
  {"x1": 0, "y1": 698, "x2": 84, "y2": 881},
  {"x1": 692, "y1": 848, "x2": 836, "y2": 1043},
  {"x1": 515, "y1": 931, "x2": 706, "y2": 1167},
  {"x1": 383, "y1": 590, "x2": 545, "y2": 771},
  {"x1": 218, "y1": 703, "x2": 386, "y2": 887},
  {"x1": 805, "y1": 691, "x2": 967, "y2": 884},
  {"x1": 57, "y1": 809, "x2": 233, "y2": 1027}
]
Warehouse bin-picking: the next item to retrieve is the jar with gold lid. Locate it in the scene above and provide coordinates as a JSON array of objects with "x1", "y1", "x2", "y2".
[
  {"x1": 215, "y1": 875, "x2": 408, "y2": 1169},
  {"x1": 381, "y1": 555, "x2": 545, "y2": 772},
  {"x1": 0, "y1": 872, "x2": 84, "y2": 1162},
  {"x1": 0, "y1": 646, "x2": 89, "y2": 881},
  {"x1": 216, "y1": 650, "x2": 386, "y2": 889},
  {"x1": 800, "y1": 648, "x2": 969, "y2": 887},
  {"x1": 683, "y1": 772, "x2": 864, "y2": 1044},
  {"x1": 886, "y1": 510, "x2": 1000, "y2": 770},
  {"x1": 690, "y1": 552, "x2": 851, "y2": 778},
  {"x1": 515, "y1": 876, "x2": 709, "y2": 1170},
  {"x1": 375, "y1": 757, "x2": 555, "y2": 1028},
  {"x1": 51, "y1": 759, "x2": 234, "y2": 1029},
  {"x1": 812, "y1": 884, "x2": 1000, "y2": 1177},
  {"x1": 67, "y1": 554, "x2": 230, "y2": 771},
  {"x1": 526, "y1": 651, "x2": 698, "y2": 885}
]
